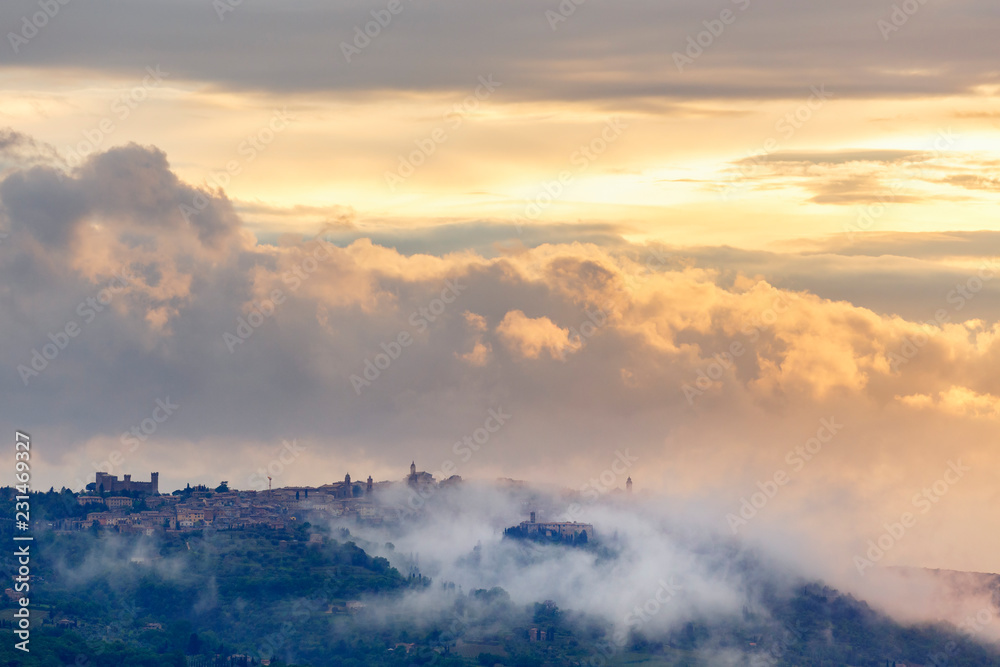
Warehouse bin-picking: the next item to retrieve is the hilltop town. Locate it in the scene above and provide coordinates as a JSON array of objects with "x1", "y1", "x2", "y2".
[
  {"x1": 21, "y1": 463, "x2": 622, "y2": 542},
  {"x1": 51, "y1": 461, "x2": 462, "y2": 534}
]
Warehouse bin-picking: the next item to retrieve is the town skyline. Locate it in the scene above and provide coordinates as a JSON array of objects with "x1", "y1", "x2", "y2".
[{"x1": 4, "y1": 0, "x2": 1000, "y2": 649}]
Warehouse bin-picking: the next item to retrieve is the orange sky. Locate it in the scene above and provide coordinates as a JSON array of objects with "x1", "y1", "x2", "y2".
[{"x1": 2, "y1": 0, "x2": 1000, "y2": 578}]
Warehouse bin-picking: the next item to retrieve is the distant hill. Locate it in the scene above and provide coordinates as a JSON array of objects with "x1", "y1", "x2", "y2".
[{"x1": 2, "y1": 522, "x2": 999, "y2": 665}]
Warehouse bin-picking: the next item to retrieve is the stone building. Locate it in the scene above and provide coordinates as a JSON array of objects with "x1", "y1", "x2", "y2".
[
  {"x1": 105, "y1": 496, "x2": 134, "y2": 509},
  {"x1": 518, "y1": 511, "x2": 594, "y2": 541},
  {"x1": 94, "y1": 472, "x2": 159, "y2": 495}
]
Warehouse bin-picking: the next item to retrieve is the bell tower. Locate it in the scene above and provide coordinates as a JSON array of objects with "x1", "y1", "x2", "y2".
[{"x1": 626, "y1": 477, "x2": 633, "y2": 494}]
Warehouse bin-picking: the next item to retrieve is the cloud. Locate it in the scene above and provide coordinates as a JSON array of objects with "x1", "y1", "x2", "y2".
[
  {"x1": 2, "y1": 0, "x2": 998, "y2": 103},
  {"x1": 721, "y1": 147, "x2": 982, "y2": 205},
  {"x1": 456, "y1": 311, "x2": 492, "y2": 366},
  {"x1": 0, "y1": 128, "x2": 62, "y2": 172},
  {"x1": 737, "y1": 149, "x2": 930, "y2": 166},
  {"x1": 323, "y1": 480, "x2": 1000, "y2": 651},
  {"x1": 897, "y1": 386, "x2": 1000, "y2": 419},
  {"x1": 945, "y1": 173, "x2": 1000, "y2": 193},
  {"x1": 4, "y1": 135, "x2": 1000, "y2": 577},
  {"x1": 496, "y1": 310, "x2": 580, "y2": 360}
]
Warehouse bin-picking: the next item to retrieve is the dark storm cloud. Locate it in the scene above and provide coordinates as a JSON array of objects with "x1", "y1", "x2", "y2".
[
  {"x1": 1, "y1": 0, "x2": 998, "y2": 101},
  {"x1": 0, "y1": 139, "x2": 241, "y2": 252},
  {"x1": 0, "y1": 165, "x2": 86, "y2": 247}
]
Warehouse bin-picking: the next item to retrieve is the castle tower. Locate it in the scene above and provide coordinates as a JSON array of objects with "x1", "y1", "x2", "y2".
[
  {"x1": 366, "y1": 475, "x2": 373, "y2": 493},
  {"x1": 95, "y1": 471, "x2": 111, "y2": 495},
  {"x1": 410, "y1": 461, "x2": 416, "y2": 476},
  {"x1": 626, "y1": 477, "x2": 632, "y2": 494},
  {"x1": 151, "y1": 472, "x2": 159, "y2": 495}
]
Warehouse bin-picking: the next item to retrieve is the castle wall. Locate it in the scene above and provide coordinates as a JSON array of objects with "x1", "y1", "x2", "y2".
[{"x1": 95, "y1": 472, "x2": 159, "y2": 495}]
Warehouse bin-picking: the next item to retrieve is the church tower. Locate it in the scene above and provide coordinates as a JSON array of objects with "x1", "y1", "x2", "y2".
[
  {"x1": 626, "y1": 476, "x2": 633, "y2": 494},
  {"x1": 366, "y1": 475, "x2": 373, "y2": 493},
  {"x1": 410, "y1": 461, "x2": 416, "y2": 476}
]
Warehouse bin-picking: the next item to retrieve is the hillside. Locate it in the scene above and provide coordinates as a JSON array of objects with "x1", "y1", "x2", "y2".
[{"x1": 2, "y1": 524, "x2": 999, "y2": 666}]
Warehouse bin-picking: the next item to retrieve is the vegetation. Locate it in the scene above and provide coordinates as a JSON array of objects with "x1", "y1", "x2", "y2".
[
  {"x1": 502, "y1": 524, "x2": 590, "y2": 547},
  {"x1": 2, "y1": 489, "x2": 999, "y2": 665}
]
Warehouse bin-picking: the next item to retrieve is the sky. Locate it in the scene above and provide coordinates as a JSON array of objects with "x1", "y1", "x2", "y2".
[{"x1": 2, "y1": 0, "x2": 1000, "y2": 577}]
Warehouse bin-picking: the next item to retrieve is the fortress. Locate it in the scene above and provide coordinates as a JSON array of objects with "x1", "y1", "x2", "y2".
[
  {"x1": 509, "y1": 511, "x2": 595, "y2": 542},
  {"x1": 94, "y1": 471, "x2": 159, "y2": 495}
]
